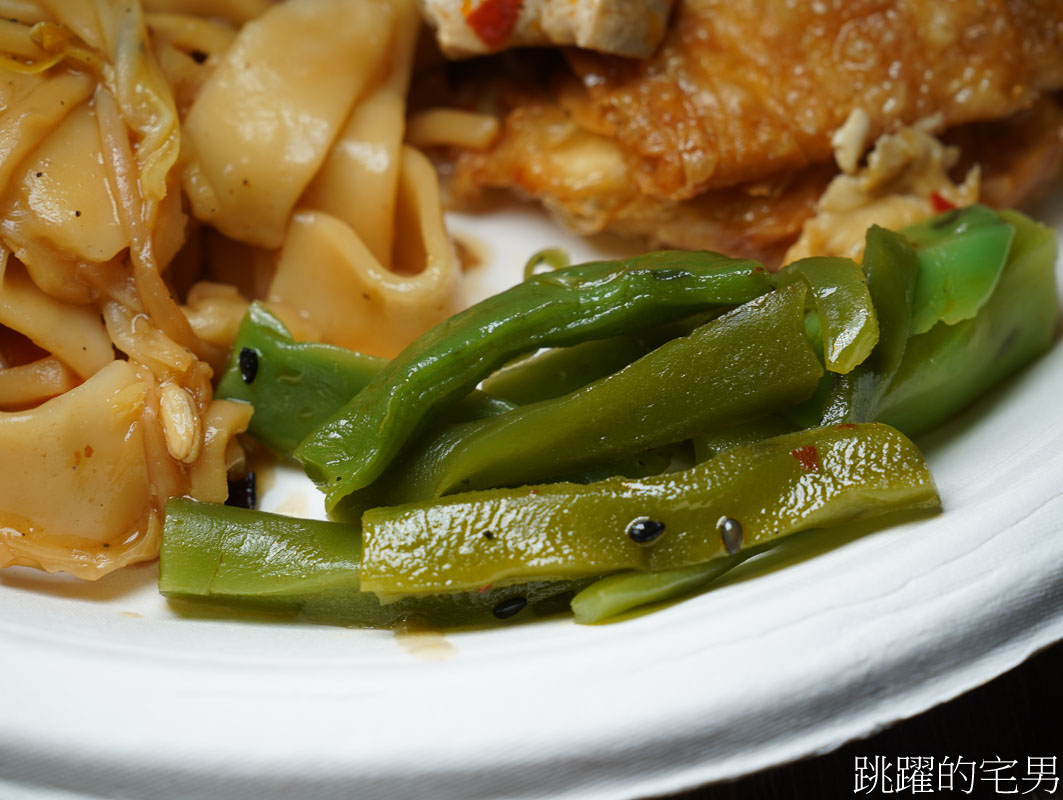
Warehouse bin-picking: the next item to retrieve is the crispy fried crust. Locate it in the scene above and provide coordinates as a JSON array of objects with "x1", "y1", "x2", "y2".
[
  {"x1": 444, "y1": 0, "x2": 1063, "y2": 261},
  {"x1": 563, "y1": 0, "x2": 1063, "y2": 201},
  {"x1": 450, "y1": 96, "x2": 1063, "y2": 264}
]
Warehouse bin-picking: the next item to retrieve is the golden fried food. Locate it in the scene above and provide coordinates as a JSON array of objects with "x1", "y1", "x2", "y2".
[{"x1": 446, "y1": 0, "x2": 1063, "y2": 260}]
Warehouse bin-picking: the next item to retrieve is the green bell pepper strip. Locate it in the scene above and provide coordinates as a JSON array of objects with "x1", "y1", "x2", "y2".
[
  {"x1": 360, "y1": 423, "x2": 939, "y2": 597},
  {"x1": 339, "y1": 284, "x2": 822, "y2": 514},
  {"x1": 876, "y1": 209, "x2": 1058, "y2": 436},
  {"x1": 904, "y1": 203, "x2": 1015, "y2": 335},
  {"x1": 691, "y1": 415, "x2": 797, "y2": 463},
  {"x1": 215, "y1": 303, "x2": 384, "y2": 455},
  {"x1": 819, "y1": 225, "x2": 920, "y2": 425},
  {"x1": 523, "y1": 247, "x2": 571, "y2": 278},
  {"x1": 215, "y1": 303, "x2": 515, "y2": 456},
  {"x1": 773, "y1": 256, "x2": 879, "y2": 374},
  {"x1": 569, "y1": 550, "x2": 764, "y2": 624},
  {"x1": 159, "y1": 498, "x2": 590, "y2": 627},
  {"x1": 480, "y1": 335, "x2": 655, "y2": 406},
  {"x1": 216, "y1": 303, "x2": 671, "y2": 494},
  {"x1": 294, "y1": 250, "x2": 774, "y2": 507}
]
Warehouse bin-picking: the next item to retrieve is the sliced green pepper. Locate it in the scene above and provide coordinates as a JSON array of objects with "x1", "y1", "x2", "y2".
[
  {"x1": 904, "y1": 204, "x2": 1015, "y2": 335},
  {"x1": 480, "y1": 335, "x2": 654, "y2": 405},
  {"x1": 360, "y1": 423, "x2": 940, "y2": 597},
  {"x1": 691, "y1": 415, "x2": 797, "y2": 462},
  {"x1": 216, "y1": 303, "x2": 384, "y2": 455},
  {"x1": 295, "y1": 250, "x2": 773, "y2": 507},
  {"x1": 877, "y1": 209, "x2": 1058, "y2": 436},
  {"x1": 341, "y1": 284, "x2": 822, "y2": 513},
  {"x1": 569, "y1": 552, "x2": 762, "y2": 624},
  {"x1": 159, "y1": 498, "x2": 589, "y2": 627},
  {"x1": 820, "y1": 225, "x2": 920, "y2": 425},
  {"x1": 215, "y1": 303, "x2": 514, "y2": 457},
  {"x1": 774, "y1": 256, "x2": 879, "y2": 373}
]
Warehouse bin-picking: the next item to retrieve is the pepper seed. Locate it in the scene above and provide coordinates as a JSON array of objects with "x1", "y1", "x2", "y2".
[
  {"x1": 628, "y1": 518, "x2": 665, "y2": 543},
  {"x1": 226, "y1": 471, "x2": 257, "y2": 510},
  {"x1": 718, "y1": 517, "x2": 743, "y2": 554},
  {"x1": 493, "y1": 596, "x2": 527, "y2": 620},
  {"x1": 239, "y1": 347, "x2": 259, "y2": 384}
]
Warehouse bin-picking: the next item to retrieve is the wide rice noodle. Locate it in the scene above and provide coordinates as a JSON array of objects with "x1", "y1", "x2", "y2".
[{"x1": 0, "y1": 0, "x2": 461, "y2": 578}]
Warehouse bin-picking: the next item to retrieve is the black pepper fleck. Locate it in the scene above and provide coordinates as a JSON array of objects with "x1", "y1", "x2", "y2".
[
  {"x1": 482, "y1": 530, "x2": 494, "y2": 540},
  {"x1": 718, "y1": 517, "x2": 743, "y2": 554},
  {"x1": 493, "y1": 596, "x2": 527, "y2": 620},
  {"x1": 628, "y1": 517, "x2": 665, "y2": 543},
  {"x1": 238, "y1": 347, "x2": 259, "y2": 384},
  {"x1": 190, "y1": 49, "x2": 208, "y2": 64}
]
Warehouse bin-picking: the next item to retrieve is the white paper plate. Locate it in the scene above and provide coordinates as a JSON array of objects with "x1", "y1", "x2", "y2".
[{"x1": 2, "y1": 194, "x2": 1063, "y2": 800}]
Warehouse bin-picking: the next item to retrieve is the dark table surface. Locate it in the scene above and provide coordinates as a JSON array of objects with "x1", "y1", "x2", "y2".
[{"x1": 652, "y1": 638, "x2": 1063, "y2": 799}]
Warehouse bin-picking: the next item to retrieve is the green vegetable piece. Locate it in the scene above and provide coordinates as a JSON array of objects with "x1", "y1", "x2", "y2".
[
  {"x1": 878, "y1": 209, "x2": 1058, "y2": 436},
  {"x1": 295, "y1": 250, "x2": 774, "y2": 507},
  {"x1": 360, "y1": 423, "x2": 940, "y2": 597},
  {"x1": 820, "y1": 225, "x2": 920, "y2": 424},
  {"x1": 523, "y1": 247, "x2": 570, "y2": 278},
  {"x1": 903, "y1": 204, "x2": 1015, "y2": 335},
  {"x1": 774, "y1": 256, "x2": 879, "y2": 373},
  {"x1": 345, "y1": 284, "x2": 822, "y2": 511},
  {"x1": 481, "y1": 335, "x2": 653, "y2": 405},
  {"x1": 570, "y1": 553, "x2": 761, "y2": 624},
  {"x1": 216, "y1": 303, "x2": 384, "y2": 455},
  {"x1": 691, "y1": 415, "x2": 797, "y2": 462},
  {"x1": 215, "y1": 303, "x2": 514, "y2": 456},
  {"x1": 159, "y1": 498, "x2": 588, "y2": 627}
]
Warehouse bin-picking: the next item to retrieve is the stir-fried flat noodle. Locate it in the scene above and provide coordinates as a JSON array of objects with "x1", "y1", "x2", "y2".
[{"x1": 0, "y1": 0, "x2": 461, "y2": 578}]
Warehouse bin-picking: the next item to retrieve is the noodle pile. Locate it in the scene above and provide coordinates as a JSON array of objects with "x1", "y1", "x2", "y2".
[{"x1": 0, "y1": 0, "x2": 462, "y2": 578}]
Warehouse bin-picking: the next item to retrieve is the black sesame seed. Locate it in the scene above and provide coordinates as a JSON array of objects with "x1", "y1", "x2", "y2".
[
  {"x1": 493, "y1": 596, "x2": 526, "y2": 620},
  {"x1": 238, "y1": 347, "x2": 259, "y2": 384},
  {"x1": 628, "y1": 517, "x2": 665, "y2": 543},
  {"x1": 718, "y1": 517, "x2": 743, "y2": 554},
  {"x1": 225, "y1": 471, "x2": 257, "y2": 510}
]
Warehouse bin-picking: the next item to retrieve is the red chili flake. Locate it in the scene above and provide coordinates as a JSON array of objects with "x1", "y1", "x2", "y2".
[
  {"x1": 930, "y1": 192, "x2": 956, "y2": 213},
  {"x1": 464, "y1": 0, "x2": 522, "y2": 50},
  {"x1": 835, "y1": 423, "x2": 856, "y2": 429},
  {"x1": 477, "y1": 583, "x2": 494, "y2": 593},
  {"x1": 84, "y1": 444, "x2": 94, "y2": 457},
  {"x1": 790, "y1": 444, "x2": 820, "y2": 472},
  {"x1": 529, "y1": 489, "x2": 539, "y2": 496}
]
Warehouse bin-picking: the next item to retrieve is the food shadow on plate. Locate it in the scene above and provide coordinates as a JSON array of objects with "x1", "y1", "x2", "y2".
[{"x1": 0, "y1": 560, "x2": 159, "y2": 602}]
